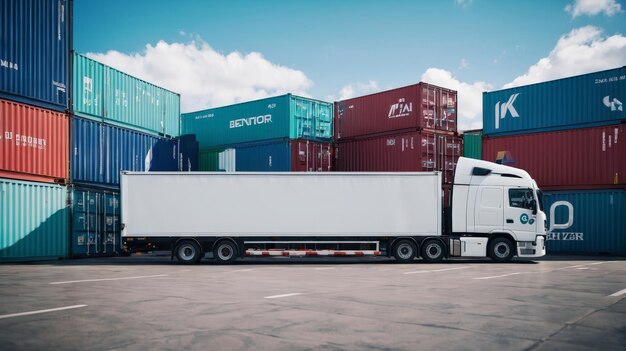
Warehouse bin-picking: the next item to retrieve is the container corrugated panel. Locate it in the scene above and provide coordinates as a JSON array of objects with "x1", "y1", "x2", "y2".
[
  {"x1": 72, "y1": 53, "x2": 104, "y2": 119},
  {"x1": 72, "y1": 53, "x2": 180, "y2": 136},
  {"x1": 334, "y1": 83, "x2": 457, "y2": 140},
  {"x1": 198, "y1": 139, "x2": 333, "y2": 172},
  {"x1": 482, "y1": 125, "x2": 625, "y2": 189},
  {"x1": 483, "y1": 67, "x2": 626, "y2": 136},
  {"x1": 182, "y1": 94, "x2": 333, "y2": 149},
  {"x1": 0, "y1": 178, "x2": 69, "y2": 262},
  {"x1": 71, "y1": 117, "x2": 165, "y2": 188},
  {"x1": 0, "y1": 98, "x2": 69, "y2": 183},
  {"x1": 543, "y1": 189, "x2": 626, "y2": 255},
  {"x1": 334, "y1": 130, "x2": 462, "y2": 184},
  {"x1": 70, "y1": 187, "x2": 120, "y2": 257},
  {"x1": 462, "y1": 130, "x2": 482, "y2": 160},
  {"x1": 0, "y1": 0, "x2": 69, "y2": 111}
]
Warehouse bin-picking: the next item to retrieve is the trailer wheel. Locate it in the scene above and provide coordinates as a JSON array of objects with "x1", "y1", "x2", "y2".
[
  {"x1": 392, "y1": 240, "x2": 417, "y2": 263},
  {"x1": 489, "y1": 237, "x2": 515, "y2": 263},
  {"x1": 421, "y1": 239, "x2": 445, "y2": 263},
  {"x1": 175, "y1": 241, "x2": 202, "y2": 265},
  {"x1": 213, "y1": 240, "x2": 238, "y2": 265}
]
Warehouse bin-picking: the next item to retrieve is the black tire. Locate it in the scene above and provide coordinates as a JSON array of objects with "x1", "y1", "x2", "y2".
[
  {"x1": 213, "y1": 240, "x2": 238, "y2": 265},
  {"x1": 392, "y1": 239, "x2": 417, "y2": 263},
  {"x1": 489, "y1": 237, "x2": 515, "y2": 262},
  {"x1": 175, "y1": 240, "x2": 202, "y2": 265},
  {"x1": 421, "y1": 239, "x2": 446, "y2": 263}
]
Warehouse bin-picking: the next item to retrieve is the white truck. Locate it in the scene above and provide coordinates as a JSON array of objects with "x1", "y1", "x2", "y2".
[{"x1": 120, "y1": 157, "x2": 546, "y2": 264}]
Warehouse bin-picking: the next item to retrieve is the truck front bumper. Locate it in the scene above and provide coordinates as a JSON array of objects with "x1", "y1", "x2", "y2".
[{"x1": 517, "y1": 235, "x2": 546, "y2": 258}]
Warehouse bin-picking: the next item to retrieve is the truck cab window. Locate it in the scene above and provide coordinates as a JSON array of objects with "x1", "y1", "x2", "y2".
[{"x1": 509, "y1": 188, "x2": 534, "y2": 210}]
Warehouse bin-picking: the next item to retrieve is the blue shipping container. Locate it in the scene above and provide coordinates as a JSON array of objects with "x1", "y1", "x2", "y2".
[
  {"x1": 71, "y1": 117, "x2": 165, "y2": 188},
  {"x1": 71, "y1": 187, "x2": 120, "y2": 256},
  {"x1": 543, "y1": 189, "x2": 626, "y2": 255},
  {"x1": 483, "y1": 67, "x2": 626, "y2": 136},
  {"x1": 182, "y1": 94, "x2": 333, "y2": 149},
  {"x1": 146, "y1": 134, "x2": 199, "y2": 171},
  {"x1": 0, "y1": 0, "x2": 69, "y2": 111}
]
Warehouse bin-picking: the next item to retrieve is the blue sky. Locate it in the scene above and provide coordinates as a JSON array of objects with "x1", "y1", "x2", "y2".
[{"x1": 74, "y1": 0, "x2": 626, "y2": 129}]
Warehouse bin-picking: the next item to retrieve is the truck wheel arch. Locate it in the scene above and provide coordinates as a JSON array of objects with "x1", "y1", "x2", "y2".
[
  {"x1": 212, "y1": 237, "x2": 241, "y2": 257},
  {"x1": 389, "y1": 237, "x2": 420, "y2": 257},
  {"x1": 174, "y1": 237, "x2": 203, "y2": 253}
]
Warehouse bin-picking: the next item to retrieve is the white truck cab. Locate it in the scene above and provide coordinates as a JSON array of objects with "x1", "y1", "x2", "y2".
[{"x1": 451, "y1": 157, "x2": 547, "y2": 261}]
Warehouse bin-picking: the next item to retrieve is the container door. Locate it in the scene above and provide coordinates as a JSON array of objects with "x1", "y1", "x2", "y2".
[
  {"x1": 422, "y1": 86, "x2": 437, "y2": 129},
  {"x1": 505, "y1": 188, "x2": 538, "y2": 236},
  {"x1": 102, "y1": 193, "x2": 120, "y2": 254}
]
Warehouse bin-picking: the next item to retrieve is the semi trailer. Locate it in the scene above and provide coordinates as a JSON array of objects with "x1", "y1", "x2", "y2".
[{"x1": 120, "y1": 157, "x2": 546, "y2": 264}]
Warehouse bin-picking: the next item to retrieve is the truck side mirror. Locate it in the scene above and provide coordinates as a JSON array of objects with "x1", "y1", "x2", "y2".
[{"x1": 530, "y1": 200, "x2": 537, "y2": 215}]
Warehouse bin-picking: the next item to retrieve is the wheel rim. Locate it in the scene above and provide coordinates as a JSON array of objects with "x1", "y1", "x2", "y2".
[
  {"x1": 494, "y1": 242, "x2": 510, "y2": 258},
  {"x1": 397, "y1": 243, "x2": 413, "y2": 259},
  {"x1": 179, "y1": 244, "x2": 195, "y2": 261},
  {"x1": 218, "y1": 244, "x2": 233, "y2": 261},
  {"x1": 425, "y1": 243, "x2": 442, "y2": 259}
]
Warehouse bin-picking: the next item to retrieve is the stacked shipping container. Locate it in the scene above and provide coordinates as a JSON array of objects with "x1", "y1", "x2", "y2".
[
  {"x1": 182, "y1": 94, "x2": 334, "y2": 172},
  {"x1": 482, "y1": 67, "x2": 626, "y2": 255},
  {"x1": 333, "y1": 83, "x2": 462, "y2": 206},
  {"x1": 0, "y1": 0, "x2": 70, "y2": 262},
  {"x1": 68, "y1": 52, "x2": 185, "y2": 257}
]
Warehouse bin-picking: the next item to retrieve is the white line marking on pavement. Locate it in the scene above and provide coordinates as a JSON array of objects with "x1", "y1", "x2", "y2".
[
  {"x1": 229, "y1": 269, "x2": 255, "y2": 273},
  {"x1": 404, "y1": 266, "x2": 471, "y2": 275},
  {"x1": 49, "y1": 274, "x2": 169, "y2": 285},
  {"x1": 314, "y1": 267, "x2": 335, "y2": 270},
  {"x1": 264, "y1": 293, "x2": 302, "y2": 299},
  {"x1": 473, "y1": 262, "x2": 609, "y2": 280},
  {"x1": 609, "y1": 288, "x2": 626, "y2": 297},
  {"x1": 0, "y1": 305, "x2": 87, "y2": 320}
]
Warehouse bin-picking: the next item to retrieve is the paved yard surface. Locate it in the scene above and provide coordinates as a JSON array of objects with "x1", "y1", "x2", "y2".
[{"x1": 0, "y1": 255, "x2": 625, "y2": 350}]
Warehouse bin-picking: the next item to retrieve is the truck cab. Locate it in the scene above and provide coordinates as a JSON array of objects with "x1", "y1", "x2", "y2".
[{"x1": 451, "y1": 157, "x2": 547, "y2": 261}]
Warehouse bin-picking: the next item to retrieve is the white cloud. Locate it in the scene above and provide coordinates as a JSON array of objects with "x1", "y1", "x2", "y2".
[
  {"x1": 420, "y1": 68, "x2": 493, "y2": 131},
  {"x1": 86, "y1": 40, "x2": 312, "y2": 112},
  {"x1": 504, "y1": 25, "x2": 626, "y2": 88},
  {"x1": 330, "y1": 80, "x2": 380, "y2": 101},
  {"x1": 565, "y1": 0, "x2": 623, "y2": 17}
]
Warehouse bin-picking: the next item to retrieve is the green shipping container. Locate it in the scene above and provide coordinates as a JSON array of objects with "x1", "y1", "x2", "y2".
[
  {"x1": 182, "y1": 94, "x2": 333, "y2": 149},
  {"x1": 0, "y1": 178, "x2": 69, "y2": 262},
  {"x1": 72, "y1": 53, "x2": 180, "y2": 136},
  {"x1": 463, "y1": 130, "x2": 482, "y2": 160}
]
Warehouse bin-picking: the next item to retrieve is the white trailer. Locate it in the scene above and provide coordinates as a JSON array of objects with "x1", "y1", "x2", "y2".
[{"x1": 121, "y1": 157, "x2": 547, "y2": 264}]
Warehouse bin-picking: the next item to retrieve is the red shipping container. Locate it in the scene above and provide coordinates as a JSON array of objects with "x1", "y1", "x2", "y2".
[
  {"x1": 482, "y1": 125, "x2": 625, "y2": 189},
  {"x1": 334, "y1": 130, "x2": 462, "y2": 184},
  {"x1": 290, "y1": 140, "x2": 333, "y2": 172},
  {"x1": 334, "y1": 83, "x2": 457, "y2": 140},
  {"x1": 0, "y1": 99, "x2": 68, "y2": 183}
]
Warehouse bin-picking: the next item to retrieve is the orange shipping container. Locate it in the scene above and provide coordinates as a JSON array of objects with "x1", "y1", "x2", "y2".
[{"x1": 0, "y1": 99, "x2": 68, "y2": 183}]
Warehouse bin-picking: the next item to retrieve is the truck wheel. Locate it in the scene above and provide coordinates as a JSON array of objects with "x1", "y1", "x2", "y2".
[
  {"x1": 392, "y1": 239, "x2": 417, "y2": 263},
  {"x1": 489, "y1": 238, "x2": 515, "y2": 262},
  {"x1": 213, "y1": 240, "x2": 238, "y2": 265},
  {"x1": 175, "y1": 241, "x2": 202, "y2": 265},
  {"x1": 421, "y1": 239, "x2": 445, "y2": 263}
]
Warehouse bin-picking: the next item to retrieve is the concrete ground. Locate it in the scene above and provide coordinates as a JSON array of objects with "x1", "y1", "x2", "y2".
[{"x1": 0, "y1": 254, "x2": 625, "y2": 350}]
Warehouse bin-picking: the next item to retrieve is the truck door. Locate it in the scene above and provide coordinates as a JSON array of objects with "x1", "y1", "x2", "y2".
[
  {"x1": 505, "y1": 188, "x2": 537, "y2": 236},
  {"x1": 474, "y1": 187, "x2": 503, "y2": 233}
]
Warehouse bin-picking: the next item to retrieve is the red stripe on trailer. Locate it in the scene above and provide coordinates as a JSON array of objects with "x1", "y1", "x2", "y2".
[
  {"x1": 355, "y1": 252, "x2": 365, "y2": 256},
  {"x1": 334, "y1": 252, "x2": 347, "y2": 256},
  {"x1": 374, "y1": 251, "x2": 381, "y2": 255},
  {"x1": 282, "y1": 251, "x2": 290, "y2": 256},
  {"x1": 246, "y1": 251, "x2": 251, "y2": 255},
  {"x1": 305, "y1": 251, "x2": 318, "y2": 256},
  {"x1": 262, "y1": 251, "x2": 270, "y2": 256}
]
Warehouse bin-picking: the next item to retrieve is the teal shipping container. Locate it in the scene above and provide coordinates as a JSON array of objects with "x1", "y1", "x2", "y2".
[
  {"x1": 462, "y1": 129, "x2": 482, "y2": 160},
  {"x1": 0, "y1": 178, "x2": 69, "y2": 262},
  {"x1": 70, "y1": 187, "x2": 120, "y2": 257},
  {"x1": 182, "y1": 94, "x2": 333, "y2": 149},
  {"x1": 72, "y1": 53, "x2": 180, "y2": 137},
  {"x1": 483, "y1": 67, "x2": 626, "y2": 136}
]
